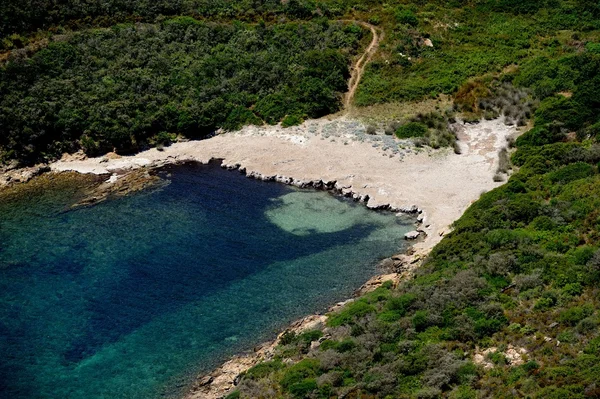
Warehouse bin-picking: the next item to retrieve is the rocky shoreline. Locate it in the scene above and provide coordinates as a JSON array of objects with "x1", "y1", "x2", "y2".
[
  {"x1": 185, "y1": 248, "x2": 428, "y2": 399},
  {"x1": 0, "y1": 116, "x2": 518, "y2": 399}
]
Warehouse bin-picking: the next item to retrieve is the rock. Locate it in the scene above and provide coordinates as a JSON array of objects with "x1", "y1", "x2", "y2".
[
  {"x1": 0, "y1": 164, "x2": 50, "y2": 188},
  {"x1": 355, "y1": 274, "x2": 401, "y2": 296},
  {"x1": 60, "y1": 150, "x2": 88, "y2": 162},
  {"x1": 106, "y1": 174, "x2": 118, "y2": 184},
  {"x1": 404, "y1": 231, "x2": 421, "y2": 240},
  {"x1": 423, "y1": 38, "x2": 434, "y2": 47},
  {"x1": 398, "y1": 205, "x2": 419, "y2": 214},
  {"x1": 366, "y1": 198, "x2": 389, "y2": 210},
  {"x1": 378, "y1": 258, "x2": 394, "y2": 270},
  {"x1": 329, "y1": 298, "x2": 355, "y2": 313},
  {"x1": 197, "y1": 375, "x2": 213, "y2": 386},
  {"x1": 548, "y1": 322, "x2": 559, "y2": 329},
  {"x1": 73, "y1": 169, "x2": 162, "y2": 208}
]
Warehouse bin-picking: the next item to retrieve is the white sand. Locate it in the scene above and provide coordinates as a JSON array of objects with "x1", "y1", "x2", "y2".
[{"x1": 51, "y1": 116, "x2": 517, "y2": 252}]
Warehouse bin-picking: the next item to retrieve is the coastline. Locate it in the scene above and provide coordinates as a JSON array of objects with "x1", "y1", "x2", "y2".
[
  {"x1": 48, "y1": 115, "x2": 518, "y2": 253},
  {"x1": 2, "y1": 115, "x2": 520, "y2": 398}
]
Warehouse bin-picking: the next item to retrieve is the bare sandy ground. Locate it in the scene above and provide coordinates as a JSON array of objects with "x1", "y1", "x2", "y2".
[{"x1": 52, "y1": 116, "x2": 518, "y2": 253}]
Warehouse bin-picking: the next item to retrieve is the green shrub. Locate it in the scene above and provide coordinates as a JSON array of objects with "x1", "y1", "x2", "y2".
[
  {"x1": 559, "y1": 306, "x2": 594, "y2": 326},
  {"x1": 585, "y1": 42, "x2": 600, "y2": 54},
  {"x1": 280, "y1": 330, "x2": 297, "y2": 345},
  {"x1": 298, "y1": 330, "x2": 323, "y2": 344},
  {"x1": 282, "y1": 114, "x2": 304, "y2": 128},
  {"x1": 327, "y1": 300, "x2": 375, "y2": 327},
  {"x1": 547, "y1": 162, "x2": 595, "y2": 184},
  {"x1": 584, "y1": 336, "x2": 600, "y2": 355},
  {"x1": 412, "y1": 310, "x2": 429, "y2": 332},
  {"x1": 288, "y1": 378, "x2": 318, "y2": 398},
  {"x1": 244, "y1": 360, "x2": 283, "y2": 380},
  {"x1": 535, "y1": 96, "x2": 590, "y2": 131},
  {"x1": 395, "y1": 7, "x2": 418, "y2": 27},
  {"x1": 395, "y1": 122, "x2": 428, "y2": 139},
  {"x1": 562, "y1": 282, "x2": 583, "y2": 296},
  {"x1": 534, "y1": 296, "x2": 556, "y2": 311},
  {"x1": 522, "y1": 360, "x2": 540, "y2": 373},
  {"x1": 280, "y1": 359, "x2": 320, "y2": 390},
  {"x1": 224, "y1": 390, "x2": 240, "y2": 399}
]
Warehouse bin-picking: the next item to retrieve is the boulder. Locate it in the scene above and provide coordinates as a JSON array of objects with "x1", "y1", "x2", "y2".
[{"x1": 404, "y1": 230, "x2": 421, "y2": 240}]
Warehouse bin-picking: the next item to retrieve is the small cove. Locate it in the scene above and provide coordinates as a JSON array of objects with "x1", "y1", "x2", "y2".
[{"x1": 0, "y1": 162, "x2": 414, "y2": 398}]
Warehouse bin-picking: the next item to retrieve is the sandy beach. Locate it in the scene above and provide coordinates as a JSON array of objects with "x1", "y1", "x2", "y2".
[{"x1": 52, "y1": 116, "x2": 518, "y2": 253}]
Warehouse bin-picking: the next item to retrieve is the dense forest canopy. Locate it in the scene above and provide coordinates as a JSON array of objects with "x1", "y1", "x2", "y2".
[{"x1": 0, "y1": 19, "x2": 361, "y2": 163}]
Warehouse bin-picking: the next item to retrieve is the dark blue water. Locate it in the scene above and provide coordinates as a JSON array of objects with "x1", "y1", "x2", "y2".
[{"x1": 0, "y1": 163, "x2": 413, "y2": 398}]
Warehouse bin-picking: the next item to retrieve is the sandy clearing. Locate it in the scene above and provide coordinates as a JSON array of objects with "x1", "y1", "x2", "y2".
[{"x1": 52, "y1": 117, "x2": 517, "y2": 253}]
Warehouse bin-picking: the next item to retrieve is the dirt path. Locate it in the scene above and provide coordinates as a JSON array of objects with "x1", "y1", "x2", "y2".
[{"x1": 342, "y1": 21, "x2": 382, "y2": 110}]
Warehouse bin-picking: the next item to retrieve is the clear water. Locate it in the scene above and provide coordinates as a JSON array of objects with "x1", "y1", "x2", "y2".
[{"x1": 0, "y1": 163, "x2": 413, "y2": 399}]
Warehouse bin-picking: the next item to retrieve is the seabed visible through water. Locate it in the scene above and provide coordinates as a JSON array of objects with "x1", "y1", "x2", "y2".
[{"x1": 0, "y1": 162, "x2": 414, "y2": 398}]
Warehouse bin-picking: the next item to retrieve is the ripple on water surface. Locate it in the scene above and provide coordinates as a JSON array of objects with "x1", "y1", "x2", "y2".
[{"x1": 0, "y1": 162, "x2": 414, "y2": 398}]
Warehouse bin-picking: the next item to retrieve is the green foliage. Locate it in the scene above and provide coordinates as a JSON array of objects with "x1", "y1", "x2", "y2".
[
  {"x1": 560, "y1": 306, "x2": 594, "y2": 326},
  {"x1": 327, "y1": 299, "x2": 376, "y2": 327},
  {"x1": 280, "y1": 358, "x2": 321, "y2": 394},
  {"x1": 395, "y1": 122, "x2": 427, "y2": 139},
  {"x1": 534, "y1": 96, "x2": 590, "y2": 131},
  {"x1": 288, "y1": 378, "x2": 317, "y2": 397},
  {"x1": 224, "y1": 390, "x2": 240, "y2": 399},
  {"x1": 395, "y1": 7, "x2": 418, "y2": 27},
  {"x1": 282, "y1": 114, "x2": 304, "y2": 128},
  {"x1": 244, "y1": 360, "x2": 283, "y2": 380},
  {"x1": 546, "y1": 162, "x2": 595, "y2": 184},
  {"x1": 0, "y1": 20, "x2": 359, "y2": 163}
]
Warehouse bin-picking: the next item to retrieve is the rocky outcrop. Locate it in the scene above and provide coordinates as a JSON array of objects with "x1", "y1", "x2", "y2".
[
  {"x1": 404, "y1": 230, "x2": 421, "y2": 240},
  {"x1": 72, "y1": 169, "x2": 164, "y2": 208},
  {"x1": 186, "y1": 247, "x2": 429, "y2": 399},
  {"x1": 0, "y1": 164, "x2": 50, "y2": 188},
  {"x1": 219, "y1": 160, "x2": 427, "y2": 219}
]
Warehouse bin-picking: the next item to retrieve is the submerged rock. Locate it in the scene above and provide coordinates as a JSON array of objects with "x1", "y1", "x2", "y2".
[{"x1": 72, "y1": 169, "x2": 164, "y2": 208}]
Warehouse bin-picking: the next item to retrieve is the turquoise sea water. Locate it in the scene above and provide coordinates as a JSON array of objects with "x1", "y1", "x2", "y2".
[{"x1": 0, "y1": 163, "x2": 413, "y2": 398}]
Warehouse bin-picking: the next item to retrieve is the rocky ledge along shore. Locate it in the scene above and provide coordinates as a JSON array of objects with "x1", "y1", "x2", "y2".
[
  {"x1": 220, "y1": 161, "x2": 431, "y2": 238},
  {"x1": 186, "y1": 248, "x2": 428, "y2": 399},
  {"x1": 0, "y1": 162, "x2": 50, "y2": 188}
]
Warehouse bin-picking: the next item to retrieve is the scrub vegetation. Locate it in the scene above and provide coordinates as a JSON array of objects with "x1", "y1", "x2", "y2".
[
  {"x1": 0, "y1": 18, "x2": 362, "y2": 163},
  {"x1": 2, "y1": 1, "x2": 600, "y2": 397},
  {"x1": 230, "y1": 45, "x2": 600, "y2": 397}
]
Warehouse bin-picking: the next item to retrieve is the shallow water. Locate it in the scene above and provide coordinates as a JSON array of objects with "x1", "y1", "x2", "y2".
[{"x1": 0, "y1": 163, "x2": 414, "y2": 398}]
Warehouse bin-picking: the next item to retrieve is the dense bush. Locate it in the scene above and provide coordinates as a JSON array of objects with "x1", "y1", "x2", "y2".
[
  {"x1": 0, "y1": 19, "x2": 361, "y2": 163},
  {"x1": 0, "y1": 0, "x2": 350, "y2": 44},
  {"x1": 395, "y1": 122, "x2": 427, "y2": 139}
]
